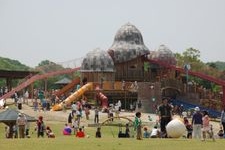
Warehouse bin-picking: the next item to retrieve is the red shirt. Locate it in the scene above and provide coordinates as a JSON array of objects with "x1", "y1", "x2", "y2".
[{"x1": 76, "y1": 131, "x2": 85, "y2": 138}]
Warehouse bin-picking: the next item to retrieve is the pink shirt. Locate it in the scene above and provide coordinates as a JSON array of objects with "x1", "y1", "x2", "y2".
[{"x1": 202, "y1": 115, "x2": 210, "y2": 131}]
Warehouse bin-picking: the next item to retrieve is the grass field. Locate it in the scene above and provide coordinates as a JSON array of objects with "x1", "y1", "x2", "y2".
[{"x1": 0, "y1": 121, "x2": 225, "y2": 150}]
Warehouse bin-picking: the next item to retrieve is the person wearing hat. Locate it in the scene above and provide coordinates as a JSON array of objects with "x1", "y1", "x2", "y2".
[
  {"x1": 16, "y1": 113, "x2": 27, "y2": 138},
  {"x1": 158, "y1": 97, "x2": 173, "y2": 138},
  {"x1": 191, "y1": 107, "x2": 203, "y2": 139}
]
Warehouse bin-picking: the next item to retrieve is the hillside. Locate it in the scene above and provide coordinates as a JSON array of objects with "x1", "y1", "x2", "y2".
[
  {"x1": 0, "y1": 56, "x2": 31, "y2": 71},
  {"x1": 213, "y1": 61, "x2": 225, "y2": 71}
]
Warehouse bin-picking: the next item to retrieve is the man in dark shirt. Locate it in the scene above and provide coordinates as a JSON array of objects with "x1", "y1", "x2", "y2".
[
  {"x1": 191, "y1": 107, "x2": 203, "y2": 139},
  {"x1": 158, "y1": 97, "x2": 173, "y2": 138}
]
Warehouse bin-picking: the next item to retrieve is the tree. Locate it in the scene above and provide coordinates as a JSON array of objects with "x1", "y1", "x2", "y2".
[
  {"x1": 0, "y1": 57, "x2": 31, "y2": 86},
  {"x1": 206, "y1": 62, "x2": 218, "y2": 69},
  {"x1": 182, "y1": 47, "x2": 201, "y2": 63},
  {"x1": 35, "y1": 60, "x2": 64, "y2": 73}
]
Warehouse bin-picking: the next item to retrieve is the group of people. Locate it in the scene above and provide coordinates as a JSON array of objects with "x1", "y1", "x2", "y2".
[
  {"x1": 133, "y1": 111, "x2": 160, "y2": 140},
  {"x1": 15, "y1": 114, "x2": 55, "y2": 139},
  {"x1": 157, "y1": 97, "x2": 225, "y2": 140},
  {"x1": 5, "y1": 94, "x2": 225, "y2": 141},
  {"x1": 132, "y1": 97, "x2": 225, "y2": 140}
]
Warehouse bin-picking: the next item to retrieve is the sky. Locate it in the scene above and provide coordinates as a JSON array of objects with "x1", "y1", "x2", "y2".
[{"x1": 0, "y1": 0, "x2": 225, "y2": 67}]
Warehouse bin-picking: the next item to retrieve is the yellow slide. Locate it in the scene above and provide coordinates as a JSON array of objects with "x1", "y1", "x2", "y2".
[{"x1": 51, "y1": 82, "x2": 93, "y2": 111}]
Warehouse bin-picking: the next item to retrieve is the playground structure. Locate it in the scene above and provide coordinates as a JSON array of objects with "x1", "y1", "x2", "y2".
[
  {"x1": 54, "y1": 77, "x2": 80, "y2": 98},
  {"x1": 52, "y1": 82, "x2": 93, "y2": 111},
  {"x1": 0, "y1": 23, "x2": 224, "y2": 115}
]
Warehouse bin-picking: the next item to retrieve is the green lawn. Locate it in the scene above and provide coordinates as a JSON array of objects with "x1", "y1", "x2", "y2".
[{"x1": 0, "y1": 122, "x2": 225, "y2": 150}]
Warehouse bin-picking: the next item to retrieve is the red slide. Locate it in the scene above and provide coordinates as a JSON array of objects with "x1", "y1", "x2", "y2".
[{"x1": 96, "y1": 92, "x2": 108, "y2": 108}]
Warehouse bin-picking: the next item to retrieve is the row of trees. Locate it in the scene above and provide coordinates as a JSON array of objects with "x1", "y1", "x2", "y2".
[
  {"x1": 175, "y1": 48, "x2": 225, "y2": 92},
  {"x1": 0, "y1": 59, "x2": 80, "y2": 90}
]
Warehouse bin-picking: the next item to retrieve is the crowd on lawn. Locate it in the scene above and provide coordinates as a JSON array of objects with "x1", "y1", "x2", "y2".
[{"x1": 3, "y1": 95, "x2": 225, "y2": 141}]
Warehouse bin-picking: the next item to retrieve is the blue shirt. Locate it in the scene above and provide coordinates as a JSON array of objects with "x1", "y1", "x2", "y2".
[{"x1": 192, "y1": 112, "x2": 203, "y2": 125}]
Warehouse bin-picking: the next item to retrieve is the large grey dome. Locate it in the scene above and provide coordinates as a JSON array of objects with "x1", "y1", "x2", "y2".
[
  {"x1": 81, "y1": 48, "x2": 114, "y2": 72},
  {"x1": 108, "y1": 23, "x2": 149, "y2": 63},
  {"x1": 148, "y1": 45, "x2": 176, "y2": 65}
]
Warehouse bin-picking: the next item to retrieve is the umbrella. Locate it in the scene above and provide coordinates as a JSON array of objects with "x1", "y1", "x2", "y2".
[{"x1": 0, "y1": 108, "x2": 37, "y2": 138}]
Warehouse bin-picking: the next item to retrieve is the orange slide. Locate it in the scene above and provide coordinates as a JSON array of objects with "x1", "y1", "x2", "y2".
[{"x1": 51, "y1": 82, "x2": 93, "y2": 111}]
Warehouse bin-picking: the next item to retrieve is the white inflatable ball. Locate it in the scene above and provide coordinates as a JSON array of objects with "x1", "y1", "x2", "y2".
[{"x1": 166, "y1": 119, "x2": 186, "y2": 138}]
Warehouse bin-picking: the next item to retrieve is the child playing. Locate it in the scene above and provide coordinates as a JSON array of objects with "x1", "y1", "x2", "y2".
[
  {"x1": 46, "y1": 126, "x2": 55, "y2": 138},
  {"x1": 184, "y1": 117, "x2": 192, "y2": 139},
  {"x1": 150, "y1": 126, "x2": 160, "y2": 138},
  {"x1": 202, "y1": 113, "x2": 215, "y2": 141},
  {"x1": 95, "y1": 127, "x2": 101, "y2": 138},
  {"x1": 63, "y1": 123, "x2": 72, "y2": 135},
  {"x1": 76, "y1": 127, "x2": 85, "y2": 138},
  {"x1": 134, "y1": 112, "x2": 142, "y2": 140},
  {"x1": 143, "y1": 127, "x2": 150, "y2": 138}
]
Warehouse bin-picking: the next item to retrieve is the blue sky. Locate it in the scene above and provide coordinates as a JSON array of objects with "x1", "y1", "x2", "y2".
[{"x1": 0, "y1": 0, "x2": 225, "y2": 67}]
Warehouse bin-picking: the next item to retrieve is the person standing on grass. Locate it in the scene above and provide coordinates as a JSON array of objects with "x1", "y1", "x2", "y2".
[
  {"x1": 94, "y1": 107, "x2": 99, "y2": 124},
  {"x1": 191, "y1": 107, "x2": 203, "y2": 139},
  {"x1": 134, "y1": 112, "x2": 142, "y2": 140},
  {"x1": 36, "y1": 116, "x2": 45, "y2": 138},
  {"x1": 68, "y1": 110, "x2": 75, "y2": 127},
  {"x1": 220, "y1": 108, "x2": 225, "y2": 137},
  {"x1": 84, "y1": 106, "x2": 90, "y2": 120},
  {"x1": 158, "y1": 97, "x2": 173, "y2": 138},
  {"x1": 16, "y1": 113, "x2": 27, "y2": 138},
  {"x1": 202, "y1": 111, "x2": 212, "y2": 141}
]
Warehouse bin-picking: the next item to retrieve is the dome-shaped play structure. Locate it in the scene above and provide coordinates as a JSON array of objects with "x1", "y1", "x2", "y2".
[
  {"x1": 108, "y1": 23, "x2": 149, "y2": 63},
  {"x1": 149, "y1": 44, "x2": 176, "y2": 65},
  {"x1": 81, "y1": 48, "x2": 114, "y2": 72}
]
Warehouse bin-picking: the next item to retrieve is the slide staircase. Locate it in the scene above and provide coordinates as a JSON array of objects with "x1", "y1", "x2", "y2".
[{"x1": 54, "y1": 77, "x2": 80, "y2": 97}]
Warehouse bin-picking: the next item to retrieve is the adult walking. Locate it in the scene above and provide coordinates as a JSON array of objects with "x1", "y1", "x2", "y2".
[{"x1": 158, "y1": 97, "x2": 173, "y2": 138}]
